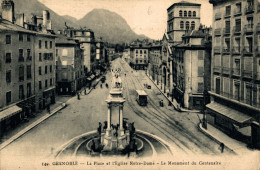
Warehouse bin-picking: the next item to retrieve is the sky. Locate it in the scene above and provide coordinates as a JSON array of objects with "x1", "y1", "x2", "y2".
[{"x1": 38, "y1": 0, "x2": 213, "y2": 40}]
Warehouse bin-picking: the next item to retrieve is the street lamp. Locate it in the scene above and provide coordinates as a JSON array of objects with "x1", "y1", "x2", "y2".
[{"x1": 202, "y1": 90, "x2": 207, "y2": 129}]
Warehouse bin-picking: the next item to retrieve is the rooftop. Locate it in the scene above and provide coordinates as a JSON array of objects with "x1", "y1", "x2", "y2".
[
  {"x1": 167, "y1": 1, "x2": 201, "y2": 11},
  {"x1": 55, "y1": 35, "x2": 77, "y2": 45}
]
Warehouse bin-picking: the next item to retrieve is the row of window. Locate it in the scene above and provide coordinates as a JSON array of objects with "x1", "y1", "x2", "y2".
[
  {"x1": 135, "y1": 50, "x2": 147, "y2": 54},
  {"x1": 214, "y1": 77, "x2": 259, "y2": 106},
  {"x1": 38, "y1": 79, "x2": 54, "y2": 90},
  {"x1": 18, "y1": 65, "x2": 32, "y2": 82},
  {"x1": 38, "y1": 65, "x2": 53, "y2": 75},
  {"x1": 6, "y1": 34, "x2": 31, "y2": 44},
  {"x1": 6, "y1": 83, "x2": 32, "y2": 105},
  {"x1": 180, "y1": 21, "x2": 195, "y2": 30},
  {"x1": 179, "y1": 10, "x2": 196, "y2": 17},
  {"x1": 38, "y1": 40, "x2": 53, "y2": 49}
]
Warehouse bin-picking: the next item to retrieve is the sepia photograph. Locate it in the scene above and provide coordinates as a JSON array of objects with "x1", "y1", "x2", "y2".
[{"x1": 0, "y1": 0, "x2": 259, "y2": 169}]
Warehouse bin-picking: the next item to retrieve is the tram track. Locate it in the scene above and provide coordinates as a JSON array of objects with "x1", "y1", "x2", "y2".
[
  {"x1": 115, "y1": 60, "x2": 192, "y2": 154},
  {"x1": 116, "y1": 59, "x2": 218, "y2": 154}
]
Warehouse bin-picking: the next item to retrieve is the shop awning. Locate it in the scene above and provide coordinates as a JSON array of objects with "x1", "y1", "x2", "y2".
[
  {"x1": 0, "y1": 105, "x2": 22, "y2": 121},
  {"x1": 206, "y1": 102, "x2": 252, "y2": 125},
  {"x1": 44, "y1": 86, "x2": 55, "y2": 93}
]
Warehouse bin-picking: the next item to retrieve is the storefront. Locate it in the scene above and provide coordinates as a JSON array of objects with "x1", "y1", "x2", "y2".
[
  {"x1": 0, "y1": 105, "x2": 22, "y2": 137},
  {"x1": 206, "y1": 102, "x2": 252, "y2": 143},
  {"x1": 43, "y1": 87, "x2": 55, "y2": 108}
]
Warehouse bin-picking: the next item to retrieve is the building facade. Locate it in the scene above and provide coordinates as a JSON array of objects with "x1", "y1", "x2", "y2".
[
  {"x1": 167, "y1": 1, "x2": 201, "y2": 42},
  {"x1": 207, "y1": 0, "x2": 260, "y2": 149},
  {"x1": 0, "y1": 0, "x2": 56, "y2": 136},
  {"x1": 129, "y1": 45, "x2": 149, "y2": 70},
  {"x1": 55, "y1": 35, "x2": 84, "y2": 95},
  {"x1": 63, "y1": 28, "x2": 96, "y2": 75},
  {"x1": 172, "y1": 30, "x2": 211, "y2": 109},
  {"x1": 148, "y1": 42, "x2": 162, "y2": 86}
]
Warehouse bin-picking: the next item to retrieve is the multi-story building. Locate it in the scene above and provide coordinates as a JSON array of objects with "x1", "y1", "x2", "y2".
[
  {"x1": 0, "y1": 13, "x2": 36, "y2": 134},
  {"x1": 63, "y1": 28, "x2": 96, "y2": 76},
  {"x1": 172, "y1": 29, "x2": 212, "y2": 109},
  {"x1": 160, "y1": 1, "x2": 201, "y2": 96},
  {"x1": 0, "y1": 0, "x2": 56, "y2": 136},
  {"x1": 167, "y1": 1, "x2": 201, "y2": 42},
  {"x1": 55, "y1": 35, "x2": 84, "y2": 95},
  {"x1": 148, "y1": 42, "x2": 162, "y2": 85},
  {"x1": 207, "y1": 0, "x2": 260, "y2": 149},
  {"x1": 96, "y1": 38, "x2": 106, "y2": 74},
  {"x1": 129, "y1": 44, "x2": 149, "y2": 70}
]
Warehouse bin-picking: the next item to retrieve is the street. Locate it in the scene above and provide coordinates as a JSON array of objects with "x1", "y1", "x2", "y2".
[{"x1": 1, "y1": 58, "x2": 231, "y2": 164}]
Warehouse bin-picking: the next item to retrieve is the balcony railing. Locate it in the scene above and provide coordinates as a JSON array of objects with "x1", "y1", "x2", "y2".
[
  {"x1": 255, "y1": 72, "x2": 260, "y2": 80},
  {"x1": 213, "y1": 66, "x2": 221, "y2": 73},
  {"x1": 245, "y1": 4, "x2": 254, "y2": 13},
  {"x1": 214, "y1": 28, "x2": 222, "y2": 36},
  {"x1": 215, "y1": 12, "x2": 222, "y2": 20},
  {"x1": 211, "y1": 88, "x2": 260, "y2": 108},
  {"x1": 232, "y1": 68, "x2": 240, "y2": 75},
  {"x1": 222, "y1": 48, "x2": 230, "y2": 53},
  {"x1": 243, "y1": 70, "x2": 253, "y2": 78},
  {"x1": 222, "y1": 67, "x2": 230, "y2": 74},
  {"x1": 257, "y1": 25, "x2": 260, "y2": 32},
  {"x1": 223, "y1": 28, "x2": 231, "y2": 34},
  {"x1": 233, "y1": 26, "x2": 241, "y2": 34},
  {"x1": 244, "y1": 24, "x2": 254, "y2": 33},
  {"x1": 214, "y1": 46, "x2": 221, "y2": 53},
  {"x1": 18, "y1": 57, "x2": 24, "y2": 62},
  {"x1": 232, "y1": 46, "x2": 240, "y2": 54},
  {"x1": 233, "y1": 8, "x2": 242, "y2": 16},
  {"x1": 256, "y1": 46, "x2": 260, "y2": 55},
  {"x1": 243, "y1": 46, "x2": 253, "y2": 54}
]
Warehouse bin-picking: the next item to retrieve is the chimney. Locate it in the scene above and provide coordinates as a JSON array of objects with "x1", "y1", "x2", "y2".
[
  {"x1": 15, "y1": 13, "x2": 24, "y2": 27},
  {"x1": 1, "y1": 0, "x2": 15, "y2": 23}
]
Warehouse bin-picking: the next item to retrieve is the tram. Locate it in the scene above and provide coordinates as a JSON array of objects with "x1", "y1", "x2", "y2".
[{"x1": 136, "y1": 90, "x2": 148, "y2": 106}]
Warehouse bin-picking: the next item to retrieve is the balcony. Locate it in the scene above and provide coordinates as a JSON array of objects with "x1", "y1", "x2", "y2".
[
  {"x1": 213, "y1": 66, "x2": 221, "y2": 73},
  {"x1": 233, "y1": 8, "x2": 242, "y2": 16},
  {"x1": 232, "y1": 68, "x2": 240, "y2": 76},
  {"x1": 18, "y1": 57, "x2": 24, "y2": 62},
  {"x1": 222, "y1": 48, "x2": 230, "y2": 53},
  {"x1": 255, "y1": 72, "x2": 260, "y2": 80},
  {"x1": 211, "y1": 88, "x2": 260, "y2": 108},
  {"x1": 243, "y1": 46, "x2": 253, "y2": 55},
  {"x1": 26, "y1": 56, "x2": 32, "y2": 61},
  {"x1": 215, "y1": 12, "x2": 222, "y2": 20},
  {"x1": 244, "y1": 24, "x2": 254, "y2": 33},
  {"x1": 223, "y1": 28, "x2": 230, "y2": 35},
  {"x1": 222, "y1": 67, "x2": 230, "y2": 74},
  {"x1": 257, "y1": 25, "x2": 260, "y2": 32},
  {"x1": 214, "y1": 46, "x2": 221, "y2": 53},
  {"x1": 232, "y1": 46, "x2": 240, "y2": 54},
  {"x1": 256, "y1": 46, "x2": 260, "y2": 56},
  {"x1": 243, "y1": 70, "x2": 253, "y2": 78},
  {"x1": 245, "y1": 4, "x2": 254, "y2": 14},
  {"x1": 233, "y1": 26, "x2": 241, "y2": 34},
  {"x1": 214, "y1": 28, "x2": 222, "y2": 36}
]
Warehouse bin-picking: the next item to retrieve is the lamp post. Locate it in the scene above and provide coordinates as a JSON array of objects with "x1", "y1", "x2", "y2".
[{"x1": 202, "y1": 90, "x2": 207, "y2": 129}]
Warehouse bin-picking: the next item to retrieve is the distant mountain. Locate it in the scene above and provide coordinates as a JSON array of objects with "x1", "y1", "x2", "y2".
[
  {"x1": 0, "y1": 0, "x2": 150, "y2": 43},
  {"x1": 62, "y1": 15, "x2": 77, "y2": 24},
  {"x1": 75, "y1": 9, "x2": 150, "y2": 43},
  {"x1": 2, "y1": 0, "x2": 79, "y2": 31}
]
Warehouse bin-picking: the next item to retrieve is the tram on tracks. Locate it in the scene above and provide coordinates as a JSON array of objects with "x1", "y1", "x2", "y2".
[{"x1": 136, "y1": 90, "x2": 148, "y2": 106}]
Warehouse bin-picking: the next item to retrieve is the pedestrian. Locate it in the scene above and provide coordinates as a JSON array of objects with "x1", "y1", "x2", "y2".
[
  {"x1": 219, "y1": 143, "x2": 225, "y2": 153},
  {"x1": 47, "y1": 105, "x2": 50, "y2": 114},
  {"x1": 84, "y1": 88, "x2": 87, "y2": 95}
]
